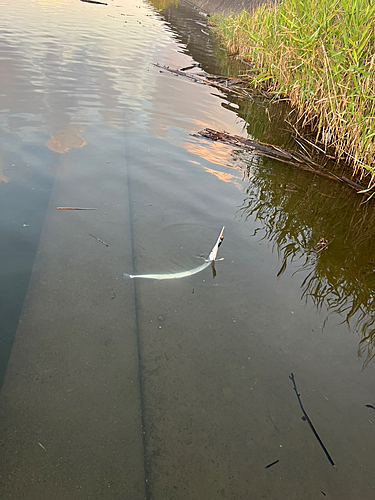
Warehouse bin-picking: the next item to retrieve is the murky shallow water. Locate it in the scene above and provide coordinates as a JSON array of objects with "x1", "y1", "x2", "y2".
[{"x1": 1, "y1": 0, "x2": 375, "y2": 498}]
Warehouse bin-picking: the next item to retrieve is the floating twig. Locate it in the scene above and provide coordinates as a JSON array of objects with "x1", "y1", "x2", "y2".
[
  {"x1": 80, "y1": 0, "x2": 107, "y2": 4},
  {"x1": 265, "y1": 459, "x2": 279, "y2": 469},
  {"x1": 153, "y1": 63, "x2": 249, "y2": 98},
  {"x1": 289, "y1": 373, "x2": 335, "y2": 467},
  {"x1": 365, "y1": 404, "x2": 375, "y2": 410},
  {"x1": 89, "y1": 233, "x2": 109, "y2": 247},
  {"x1": 180, "y1": 64, "x2": 199, "y2": 71},
  {"x1": 57, "y1": 207, "x2": 97, "y2": 210},
  {"x1": 38, "y1": 442, "x2": 47, "y2": 452}
]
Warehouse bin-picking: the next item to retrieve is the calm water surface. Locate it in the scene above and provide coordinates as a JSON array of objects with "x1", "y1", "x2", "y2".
[{"x1": 1, "y1": 0, "x2": 375, "y2": 498}]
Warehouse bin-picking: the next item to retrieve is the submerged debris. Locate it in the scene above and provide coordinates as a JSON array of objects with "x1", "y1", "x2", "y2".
[
  {"x1": 289, "y1": 373, "x2": 335, "y2": 467},
  {"x1": 314, "y1": 237, "x2": 335, "y2": 254},
  {"x1": 315, "y1": 238, "x2": 329, "y2": 251}
]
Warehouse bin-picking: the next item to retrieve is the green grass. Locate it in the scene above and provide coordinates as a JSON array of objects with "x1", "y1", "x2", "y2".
[{"x1": 213, "y1": 0, "x2": 375, "y2": 185}]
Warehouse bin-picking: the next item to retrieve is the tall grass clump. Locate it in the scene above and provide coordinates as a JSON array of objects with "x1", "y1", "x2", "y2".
[{"x1": 215, "y1": 0, "x2": 375, "y2": 184}]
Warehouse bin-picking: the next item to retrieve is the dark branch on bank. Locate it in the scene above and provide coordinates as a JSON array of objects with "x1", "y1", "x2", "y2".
[
  {"x1": 194, "y1": 128, "x2": 337, "y2": 178},
  {"x1": 157, "y1": 62, "x2": 372, "y2": 194},
  {"x1": 289, "y1": 373, "x2": 335, "y2": 467},
  {"x1": 195, "y1": 128, "x2": 375, "y2": 195}
]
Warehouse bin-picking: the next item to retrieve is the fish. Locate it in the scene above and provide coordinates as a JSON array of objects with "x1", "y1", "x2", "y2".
[{"x1": 124, "y1": 226, "x2": 225, "y2": 280}]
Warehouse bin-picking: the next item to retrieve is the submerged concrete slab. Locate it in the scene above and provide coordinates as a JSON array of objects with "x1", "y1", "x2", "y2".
[{"x1": 0, "y1": 138, "x2": 145, "y2": 499}]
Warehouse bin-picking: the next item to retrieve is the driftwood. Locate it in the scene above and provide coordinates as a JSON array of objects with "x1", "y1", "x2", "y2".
[
  {"x1": 156, "y1": 62, "x2": 371, "y2": 193},
  {"x1": 153, "y1": 63, "x2": 253, "y2": 99},
  {"x1": 195, "y1": 128, "x2": 337, "y2": 179}
]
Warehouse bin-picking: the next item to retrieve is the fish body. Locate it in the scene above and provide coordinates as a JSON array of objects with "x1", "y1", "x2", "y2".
[
  {"x1": 123, "y1": 261, "x2": 210, "y2": 280},
  {"x1": 124, "y1": 226, "x2": 225, "y2": 280}
]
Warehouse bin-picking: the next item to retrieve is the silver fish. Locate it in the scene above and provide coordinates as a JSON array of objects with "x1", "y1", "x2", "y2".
[{"x1": 124, "y1": 226, "x2": 225, "y2": 280}]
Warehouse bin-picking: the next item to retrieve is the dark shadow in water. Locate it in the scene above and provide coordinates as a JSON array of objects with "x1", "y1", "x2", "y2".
[
  {"x1": 238, "y1": 154, "x2": 375, "y2": 367},
  {"x1": 148, "y1": 0, "x2": 245, "y2": 76}
]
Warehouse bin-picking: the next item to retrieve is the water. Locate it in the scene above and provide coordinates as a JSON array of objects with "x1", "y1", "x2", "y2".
[{"x1": 1, "y1": 0, "x2": 375, "y2": 498}]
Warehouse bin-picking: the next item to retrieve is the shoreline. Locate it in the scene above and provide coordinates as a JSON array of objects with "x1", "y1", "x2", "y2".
[{"x1": 211, "y1": 0, "x2": 375, "y2": 189}]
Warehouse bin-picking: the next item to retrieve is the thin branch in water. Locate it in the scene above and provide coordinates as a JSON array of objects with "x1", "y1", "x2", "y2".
[
  {"x1": 265, "y1": 459, "x2": 279, "y2": 469},
  {"x1": 289, "y1": 373, "x2": 335, "y2": 467},
  {"x1": 80, "y1": 0, "x2": 107, "y2": 5},
  {"x1": 57, "y1": 207, "x2": 97, "y2": 210},
  {"x1": 89, "y1": 233, "x2": 109, "y2": 247},
  {"x1": 38, "y1": 442, "x2": 47, "y2": 452}
]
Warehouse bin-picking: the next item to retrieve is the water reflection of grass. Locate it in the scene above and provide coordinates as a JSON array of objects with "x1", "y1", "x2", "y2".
[
  {"x1": 148, "y1": 0, "x2": 179, "y2": 10},
  {"x1": 240, "y1": 157, "x2": 375, "y2": 367}
]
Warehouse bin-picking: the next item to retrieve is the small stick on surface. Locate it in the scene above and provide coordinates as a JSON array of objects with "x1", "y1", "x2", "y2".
[
  {"x1": 80, "y1": 0, "x2": 108, "y2": 5},
  {"x1": 289, "y1": 373, "x2": 335, "y2": 467},
  {"x1": 57, "y1": 207, "x2": 97, "y2": 210},
  {"x1": 38, "y1": 442, "x2": 47, "y2": 452},
  {"x1": 89, "y1": 233, "x2": 109, "y2": 247},
  {"x1": 265, "y1": 459, "x2": 279, "y2": 469}
]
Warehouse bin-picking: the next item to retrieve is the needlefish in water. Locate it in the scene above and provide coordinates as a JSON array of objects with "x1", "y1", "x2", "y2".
[{"x1": 123, "y1": 226, "x2": 225, "y2": 280}]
